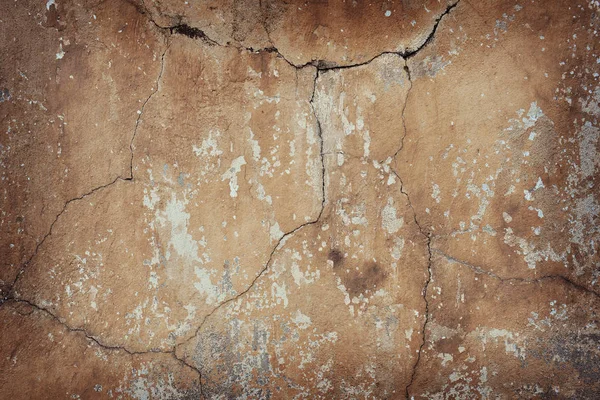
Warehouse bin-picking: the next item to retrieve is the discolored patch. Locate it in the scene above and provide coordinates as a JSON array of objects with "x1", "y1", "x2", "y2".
[
  {"x1": 338, "y1": 261, "x2": 388, "y2": 298},
  {"x1": 328, "y1": 248, "x2": 345, "y2": 268}
]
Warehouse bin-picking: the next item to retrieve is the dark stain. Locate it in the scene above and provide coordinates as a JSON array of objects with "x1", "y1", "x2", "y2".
[
  {"x1": 44, "y1": 3, "x2": 61, "y2": 30},
  {"x1": 343, "y1": 262, "x2": 388, "y2": 297},
  {"x1": 529, "y1": 330, "x2": 600, "y2": 391},
  {"x1": 328, "y1": 248, "x2": 344, "y2": 268},
  {"x1": 329, "y1": 248, "x2": 388, "y2": 296},
  {"x1": 170, "y1": 24, "x2": 217, "y2": 46},
  {"x1": 0, "y1": 88, "x2": 10, "y2": 103},
  {"x1": 329, "y1": 247, "x2": 388, "y2": 298}
]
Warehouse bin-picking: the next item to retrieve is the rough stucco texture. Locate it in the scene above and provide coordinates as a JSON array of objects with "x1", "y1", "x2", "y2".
[{"x1": 1, "y1": 0, "x2": 599, "y2": 398}]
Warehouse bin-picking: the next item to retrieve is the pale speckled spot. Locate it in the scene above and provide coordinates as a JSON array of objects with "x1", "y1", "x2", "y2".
[{"x1": 382, "y1": 197, "x2": 404, "y2": 234}]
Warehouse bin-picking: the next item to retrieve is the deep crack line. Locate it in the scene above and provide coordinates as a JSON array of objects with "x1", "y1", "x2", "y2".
[
  {"x1": 389, "y1": 53, "x2": 433, "y2": 400},
  {"x1": 134, "y1": 0, "x2": 460, "y2": 71},
  {"x1": 175, "y1": 65, "x2": 326, "y2": 361},
  {"x1": 313, "y1": 0, "x2": 461, "y2": 72},
  {"x1": 405, "y1": 228, "x2": 432, "y2": 400},
  {"x1": 390, "y1": 4, "x2": 462, "y2": 396},
  {"x1": 402, "y1": 0, "x2": 460, "y2": 59},
  {"x1": 4, "y1": 0, "x2": 459, "y2": 387}
]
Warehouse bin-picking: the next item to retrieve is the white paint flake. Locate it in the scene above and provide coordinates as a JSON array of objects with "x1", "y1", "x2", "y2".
[{"x1": 221, "y1": 156, "x2": 246, "y2": 197}]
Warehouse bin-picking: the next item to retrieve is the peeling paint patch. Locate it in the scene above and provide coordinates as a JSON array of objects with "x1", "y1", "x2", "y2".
[{"x1": 221, "y1": 156, "x2": 246, "y2": 198}]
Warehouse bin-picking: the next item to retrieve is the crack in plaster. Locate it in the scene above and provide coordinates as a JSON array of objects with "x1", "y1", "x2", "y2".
[
  {"x1": 5, "y1": 298, "x2": 205, "y2": 397},
  {"x1": 14, "y1": 1, "x2": 594, "y2": 396},
  {"x1": 387, "y1": 5, "x2": 462, "y2": 394},
  {"x1": 128, "y1": 41, "x2": 170, "y2": 180},
  {"x1": 432, "y1": 249, "x2": 600, "y2": 299},
  {"x1": 4, "y1": 176, "x2": 123, "y2": 303},
  {"x1": 4, "y1": 1, "x2": 462, "y2": 395},
  {"x1": 389, "y1": 58, "x2": 430, "y2": 400},
  {"x1": 3, "y1": 38, "x2": 171, "y2": 306},
  {"x1": 390, "y1": 166, "x2": 433, "y2": 399},
  {"x1": 135, "y1": 0, "x2": 460, "y2": 71},
  {"x1": 174, "y1": 67, "x2": 327, "y2": 368}
]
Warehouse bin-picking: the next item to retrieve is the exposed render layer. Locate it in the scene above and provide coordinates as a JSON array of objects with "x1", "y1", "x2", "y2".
[{"x1": 1, "y1": 0, "x2": 599, "y2": 398}]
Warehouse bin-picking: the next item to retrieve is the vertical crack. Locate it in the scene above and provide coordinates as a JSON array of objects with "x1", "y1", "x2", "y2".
[
  {"x1": 395, "y1": 60, "x2": 413, "y2": 159},
  {"x1": 174, "y1": 65, "x2": 326, "y2": 379},
  {"x1": 404, "y1": 213, "x2": 432, "y2": 400},
  {"x1": 396, "y1": 4, "x2": 460, "y2": 396},
  {"x1": 389, "y1": 59, "x2": 431, "y2": 399},
  {"x1": 394, "y1": 163, "x2": 432, "y2": 399},
  {"x1": 127, "y1": 41, "x2": 170, "y2": 180},
  {"x1": 311, "y1": 68, "x2": 327, "y2": 219}
]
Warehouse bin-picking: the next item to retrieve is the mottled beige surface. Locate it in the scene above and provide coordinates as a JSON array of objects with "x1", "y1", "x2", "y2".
[{"x1": 1, "y1": 0, "x2": 599, "y2": 398}]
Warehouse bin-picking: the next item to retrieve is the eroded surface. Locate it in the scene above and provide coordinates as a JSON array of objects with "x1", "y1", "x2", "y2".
[{"x1": 1, "y1": 0, "x2": 599, "y2": 398}]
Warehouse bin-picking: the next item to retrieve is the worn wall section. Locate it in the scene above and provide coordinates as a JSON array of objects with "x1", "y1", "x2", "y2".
[
  {"x1": 1, "y1": 0, "x2": 599, "y2": 398},
  {"x1": 0, "y1": 0, "x2": 165, "y2": 297},
  {"x1": 175, "y1": 54, "x2": 428, "y2": 398}
]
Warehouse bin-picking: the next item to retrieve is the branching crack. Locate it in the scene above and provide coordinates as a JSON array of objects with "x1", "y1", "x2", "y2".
[
  {"x1": 308, "y1": 0, "x2": 460, "y2": 72},
  {"x1": 382, "y1": 44, "x2": 433, "y2": 400},
  {"x1": 3, "y1": 38, "x2": 171, "y2": 307},
  {"x1": 10, "y1": 0, "x2": 595, "y2": 396},
  {"x1": 133, "y1": 0, "x2": 460, "y2": 72},
  {"x1": 3, "y1": 176, "x2": 125, "y2": 303},
  {"x1": 5, "y1": 298, "x2": 204, "y2": 395},
  {"x1": 389, "y1": 5, "x2": 461, "y2": 397},
  {"x1": 4, "y1": 0, "x2": 461, "y2": 394},
  {"x1": 174, "y1": 66, "x2": 326, "y2": 379}
]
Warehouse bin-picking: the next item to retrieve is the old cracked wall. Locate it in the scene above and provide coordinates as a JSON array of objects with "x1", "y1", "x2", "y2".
[{"x1": 1, "y1": 0, "x2": 599, "y2": 399}]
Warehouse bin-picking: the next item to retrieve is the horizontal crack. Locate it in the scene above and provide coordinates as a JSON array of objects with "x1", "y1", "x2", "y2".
[
  {"x1": 169, "y1": 25, "x2": 219, "y2": 46},
  {"x1": 432, "y1": 248, "x2": 600, "y2": 299},
  {"x1": 311, "y1": 0, "x2": 460, "y2": 72},
  {"x1": 134, "y1": 0, "x2": 460, "y2": 72},
  {"x1": 5, "y1": 297, "x2": 205, "y2": 396}
]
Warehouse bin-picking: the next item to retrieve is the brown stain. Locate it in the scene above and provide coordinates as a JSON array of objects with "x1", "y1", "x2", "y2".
[
  {"x1": 328, "y1": 248, "x2": 344, "y2": 268},
  {"x1": 44, "y1": 4, "x2": 61, "y2": 30},
  {"x1": 328, "y1": 248, "x2": 387, "y2": 297}
]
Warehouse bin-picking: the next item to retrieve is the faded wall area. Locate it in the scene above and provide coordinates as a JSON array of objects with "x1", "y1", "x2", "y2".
[{"x1": 1, "y1": 0, "x2": 599, "y2": 398}]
